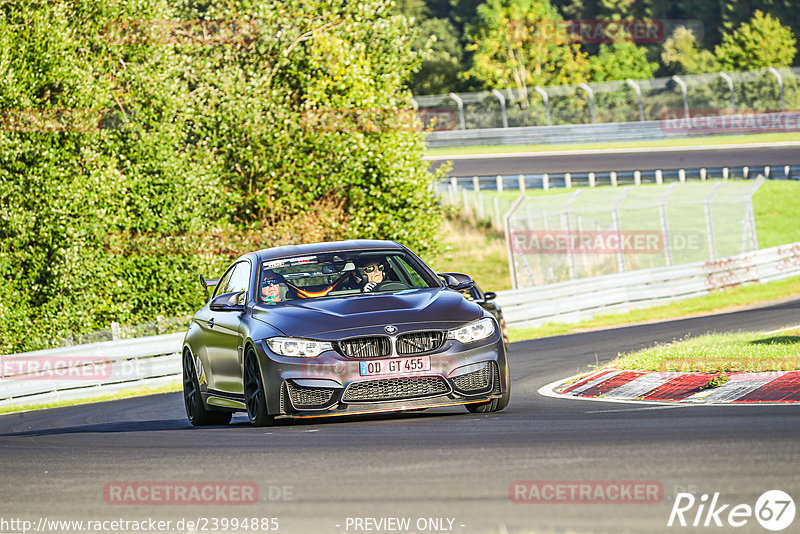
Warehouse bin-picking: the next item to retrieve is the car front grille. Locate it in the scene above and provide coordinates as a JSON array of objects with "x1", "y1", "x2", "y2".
[
  {"x1": 337, "y1": 336, "x2": 391, "y2": 358},
  {"x1": 492, "y1": 362, "x2": 502, "y2": 394},
  {"x1": 342, "y1": 376, "x2": 450, "y2": 402},
  {"x1": 286, "y1": 381, "x2": 336, "y2": 409},
  {"x1": 452, "y1": 362, "x2": 493, "y2": 393},
  {"x1": 396, "y1": 331, "x2": 445, "y2": 355}
]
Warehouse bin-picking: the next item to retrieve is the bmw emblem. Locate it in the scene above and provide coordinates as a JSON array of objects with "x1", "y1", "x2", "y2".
[{"x1": 384, "y1": 325, "x2": 397, "y2": 334}]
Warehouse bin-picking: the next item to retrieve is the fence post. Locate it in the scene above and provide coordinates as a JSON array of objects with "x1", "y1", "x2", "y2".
[
  {"x1": 700, "y1": 168, "x2": 707, "y2": 181},
  {"x1": 496, "y1": 175, "x2": 503, "y2": 193},
  {"x1": 449, "y1": 177, "x2": 457, "y2": 204},
  {"x1": 704, "y1": 182, "x2": 724, "y2": 260},
  {"x1": 565, "y1": 172, "x2": 572, "y2": 189},
  {"x1": 672, "y1": 76, "x2": 690, "y2": 118},
  {"x1": 518, "y1": 174, "x2": 525, "y2": 193},
  {"x1": 542, "y1": 173, "x2": 549, "y2": 191},
  {"x1": 659, "y1": 183, "x2": 678, "y2": 266},
  {"x1": 625, "y1": 79, "x2": 645, "y2": 121},
  {"x1": 461, "y1": 188, "x2": 469, "y2": 216},
  {"x1": 655, "y1": 169, "x2": 663, "y2": 184},
  {"x1": 610, "y1": 171, "x2": 618, "y2": 187},
  {"x1": 719, "y1": 72, "x2": 735, "y2": 113},
  {"x1": 579, "y1": 83, "x2": 596, "y2": 124},
  {"x1": 723, "y1": 167, "x2": 729, "y2": 180},
  {"x1": 111, "y1": 322, "x2": 121, "y2": 341},
  {"x1": 493, "y1": 196, "x2": 502, "y2": 230},
  {"x1": 634, "y1": 170, "x2": 641, "y2": 185},
  {"x1": 768, "y1": 67, "x2": 785, "y2": 112},
  {"x1": 679, "y1": 169, "x2": 686, "y2": 183},
  {"x1": 491, "y1": 89, "x2": 509, "y2": 128},
  {"x1": 611, "y1": 188, "x2": 632, "y2": 273},
  {"x1": 534, "y1": 86, "x2": 551, "y2": 126},
  {"x1": 449, "y1": 92, "x2": 466, "y2": 130},
  {"x1": 743, "y1": 166, "x2": 749, "y2": 179},
  {"x1": 588, "y1": 172, "x2": 596, "y2": 187}
]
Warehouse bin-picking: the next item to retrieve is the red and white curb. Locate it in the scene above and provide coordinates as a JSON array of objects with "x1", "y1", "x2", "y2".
[{"x1": 540, "y1": 368, "x2": 800, "y2": 404}]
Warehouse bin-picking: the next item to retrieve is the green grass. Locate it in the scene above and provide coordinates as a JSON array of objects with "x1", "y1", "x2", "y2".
[
  {"x1": 427, "y1": 217, "x2": 510, "y2": 290},
  {"x1": 610, "y1": 328, "x2": 800, "y2": 373},
  {"x1": 509, "y1": 274, "x2": 800, "y2": 342},
  {"x1": 753, "y1": 181, "x2": 800, "y2": 248},
  {"x1": 0, "y1": 381, "x2": 181, "y2": 415},
  {"x1": 425, "y1": 132, "x2": 800, "y2": 157}
]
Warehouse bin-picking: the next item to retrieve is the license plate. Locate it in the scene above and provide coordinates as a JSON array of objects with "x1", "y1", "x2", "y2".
[{"x1": 359, "y1": 356, "x2": 431, "y2": 377}]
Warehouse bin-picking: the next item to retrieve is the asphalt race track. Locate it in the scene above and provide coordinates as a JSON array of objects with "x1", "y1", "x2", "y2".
[
  {"x1": 427, "y1": 144, "x2": 800, "y2": 176},
  {"x1": 2, "y1": 299, "x2": 800, "y2": 533}
]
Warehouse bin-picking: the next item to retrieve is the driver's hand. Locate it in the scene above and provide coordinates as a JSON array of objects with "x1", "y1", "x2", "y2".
[{"x1": 363, "y1": 281, "x2": 376, "y2": 292}]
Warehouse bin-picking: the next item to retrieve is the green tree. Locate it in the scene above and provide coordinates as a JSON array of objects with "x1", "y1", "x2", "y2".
[
  {"x1": 590, "y1": 39, "x2": 658, "y2": 81},
  {"x1": 714, "y1": 10, "x2": 796, "y2": 70},
  {"x1": 662, "y1": 26, "x2": 719, "y2": 74},
  {"x1": 465, "y1": 0, "x2": 591, "y2": 94}
]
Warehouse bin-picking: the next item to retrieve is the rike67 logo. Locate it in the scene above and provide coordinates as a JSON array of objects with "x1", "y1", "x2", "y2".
[{"x1": 668, "y1": 490, "x2": 795, "y2": 531}]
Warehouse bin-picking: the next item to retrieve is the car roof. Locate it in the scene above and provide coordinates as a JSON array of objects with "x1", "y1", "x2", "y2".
[{"x1": 251, "y1": 240, "x2": 406, "y2": 263}]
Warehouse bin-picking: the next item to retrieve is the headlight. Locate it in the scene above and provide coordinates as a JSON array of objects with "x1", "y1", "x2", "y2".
[
  {"x1": 447, "y1": 317, "x2": 495, "y2": 344},
  {"x1": 266, "y1": 337, "x2": 332, "y2": 357}
]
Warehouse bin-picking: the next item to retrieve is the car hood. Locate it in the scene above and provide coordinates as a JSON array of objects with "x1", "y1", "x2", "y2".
[{"x1": 251, "y1": 288, "x2": 482, "y2": 338}]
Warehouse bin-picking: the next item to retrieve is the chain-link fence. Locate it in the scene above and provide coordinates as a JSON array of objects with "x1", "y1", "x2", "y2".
[
  {"x1": 504, "y1": 179, "x2": 764, "y2": 288},
  {"x1": 415, "y1": 67, "x2": 800, "y2": 130}
]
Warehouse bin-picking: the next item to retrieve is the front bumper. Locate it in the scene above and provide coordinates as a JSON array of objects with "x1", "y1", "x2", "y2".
[{"x1": 258, "y1": 334, "x2": 508, "y2": 419}]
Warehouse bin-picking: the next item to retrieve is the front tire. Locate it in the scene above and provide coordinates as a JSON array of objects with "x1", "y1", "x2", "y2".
[
  {"x1": 466, "y1": 364, "x2": 511, "y2": 413},
  {"x1": 183, "y1": 351, "x2": 232, "y2": 426},
  {"x1": 244, "y1": 348, "x2": 275, "y2": 426}
]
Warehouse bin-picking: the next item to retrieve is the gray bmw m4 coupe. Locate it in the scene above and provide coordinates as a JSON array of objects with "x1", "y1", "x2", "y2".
[{"x1": 182, "y1": 240, "x2": 510, "y2": 426}]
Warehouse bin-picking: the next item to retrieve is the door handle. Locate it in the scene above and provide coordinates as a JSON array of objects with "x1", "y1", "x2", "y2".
[{"x1": 207, "y1": 317, "x2": 215, "y2": 328}]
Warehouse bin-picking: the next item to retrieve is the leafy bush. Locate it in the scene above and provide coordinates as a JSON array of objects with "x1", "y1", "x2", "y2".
[{"x1": 0, "y1": 0, "x2": 442, "y2": 353}]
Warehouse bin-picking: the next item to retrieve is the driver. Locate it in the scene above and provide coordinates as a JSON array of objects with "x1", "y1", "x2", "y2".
[
  {"x1": 360, "y1": 260, "x2": 385, "y2": 292},
  {"x1": 260, "y1": 269, "x2": 286, "y2": 303}
]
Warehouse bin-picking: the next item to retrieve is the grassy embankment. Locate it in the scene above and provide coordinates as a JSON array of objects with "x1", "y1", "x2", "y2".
[{"x1": 611, "y1": 327, "x2": 800, "y2": 374}]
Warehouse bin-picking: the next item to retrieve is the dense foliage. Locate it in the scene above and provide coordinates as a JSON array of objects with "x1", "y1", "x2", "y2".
[
  {"x1": 396, "y1": 0, "x2": 799, "y2": 95},
  {"x1": 0, "y1": 0, "x2": 442, "y2": 352}
]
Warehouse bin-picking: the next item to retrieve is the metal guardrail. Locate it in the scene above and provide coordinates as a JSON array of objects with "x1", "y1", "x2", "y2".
[
  {"x1": 495, "y1": 242, "x2": 800, "y2": 328},
  {"x1": 426, "y1": 111, "x2": 800, "y2": 149},
  {"x1": 0, "y1": 332, "x2": 183, "y2": 409}
]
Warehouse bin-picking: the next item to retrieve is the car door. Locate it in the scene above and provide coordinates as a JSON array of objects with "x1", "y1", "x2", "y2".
[{"x1": 203, "y1": 260, "x2": 251, "y2": 395}]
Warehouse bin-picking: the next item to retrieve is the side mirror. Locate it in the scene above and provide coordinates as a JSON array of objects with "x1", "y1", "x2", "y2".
[
  {"x1": 438, "y1": 272, "x2": 474, "y2": 292},
  {"x1": 200, "y1": 274, "x2": 220, "y2": 300},
  {"x1": 483, "y1": 291, "x2": 496, "y2": 301},
  {"x1": 210, "y1": 291, "x2": 245, "y2": 312}
]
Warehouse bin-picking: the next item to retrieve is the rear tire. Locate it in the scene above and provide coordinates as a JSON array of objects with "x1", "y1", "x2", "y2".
[
  {"x1": 244, "y1": 348, "x2": 275, "y2": 427},
  {"x1": 183, "y1": 351, "x2": 232, "y2": 426}
]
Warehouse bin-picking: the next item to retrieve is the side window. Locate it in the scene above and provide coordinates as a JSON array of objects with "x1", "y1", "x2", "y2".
[
  {"x1": 212, "y1": 266, "x2": 235, "y2": 299},
  {"x1": 393, "y1": 256, "x2": 426, "y2": 287},
  {"x1": 227, "y1": 262, "x2": 251, "y2": 305}
]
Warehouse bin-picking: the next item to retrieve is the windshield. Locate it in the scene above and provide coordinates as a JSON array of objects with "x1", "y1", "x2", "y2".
[{"x1": 258, "y1": 250, "x2": 440, "y2": 304}]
